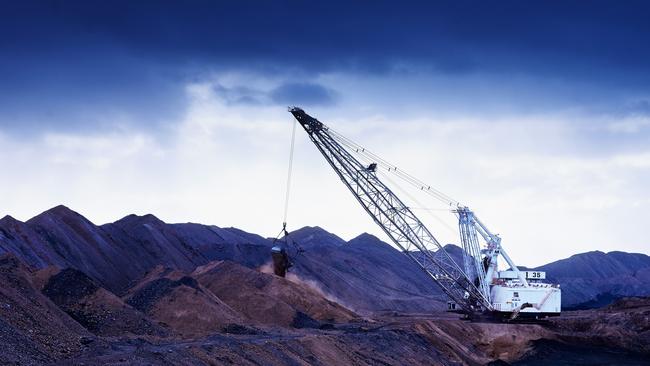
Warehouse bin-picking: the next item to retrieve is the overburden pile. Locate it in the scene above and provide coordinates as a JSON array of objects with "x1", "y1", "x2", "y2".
[{"x1": 1, "y1": 206, "x2": 649, "y2": 365}]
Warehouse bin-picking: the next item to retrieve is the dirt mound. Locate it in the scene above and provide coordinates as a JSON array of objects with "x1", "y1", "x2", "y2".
[
  {"x1": 606, "y1": 296, "x2": 650, "y2": 310},
  {"x1": 125, "y1": 266, "x2": 243, "y2": 338},
  {"x1": 43, "y1": 268, "x2": 168, "y2": 337},
  {"x1": 193, "y1": 260, "x2": 357, "y2": 328},
  {"x1": 511, "y1": 338, "x2": 650, "y2": 365},
  {"x1": 411, "y1": 317, "x2": 555, "y2": 364},
  {"x1": 550, "y1": 298, "x2": 650, "y2": 355},
  {"x1": 285, "y1": 230, "x2": 446, "y2": 314},
  {"x1": 30, "y1": 265, "x2": 62, "y2": 290},
  {"x1": 127, "y1": 276, "x2": 199, "y2": 312},
  {"x1": 64, "y1": 318, "x2": 454, "y2": 365},
  {"x1": 0, "y1": 254, "x2": 90, "y2": 364},
  {"x1": 43, "y1": 268, "x2": 100, "y2": 304}
]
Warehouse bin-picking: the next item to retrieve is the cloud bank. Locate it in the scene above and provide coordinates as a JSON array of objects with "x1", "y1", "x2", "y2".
[{"x1": 0, "y1": 1, "x2": 649, "y2": 265}]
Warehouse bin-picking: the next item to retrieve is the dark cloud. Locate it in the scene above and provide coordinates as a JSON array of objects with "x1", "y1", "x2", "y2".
[
  {"x1": 3, "y1": 0, "x2": 647, "y2": 79},
  {"x1": 270, "y1": 83, "x2": 336, "y2": 106},
  {"x1": 1, "y1": 0, "x2": 650, "y2": 132},
  {"x1": 0, "y1": 41, "x2": 187, "y2": 134},
  {"x1": 212, "y1": 82, "x2": 336, "y2": 107},
  {"x1": 212, "y1": 84, "x2": 266, "y2": 106},
  {"x1": 626, "y1": 100, "x2": 650, "y2": 116}
]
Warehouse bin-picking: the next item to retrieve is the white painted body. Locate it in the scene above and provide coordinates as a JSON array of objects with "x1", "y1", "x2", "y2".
[
  {"x1": 490, "y1": 281, "x2": 561, "y2": 315},
  {"x1": 498, "y1": 270, "x2": 546, "y2": 280}
]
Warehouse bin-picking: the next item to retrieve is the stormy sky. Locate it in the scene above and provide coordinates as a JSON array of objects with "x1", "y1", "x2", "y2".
[{"x1": 1, "y1": 1, "x2": 649, "y2": 265}]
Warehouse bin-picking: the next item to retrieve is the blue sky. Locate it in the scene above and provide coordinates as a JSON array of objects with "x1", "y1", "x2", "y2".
[{"x1": 1, "y1": 1, "x2": 649, "y2": 265}]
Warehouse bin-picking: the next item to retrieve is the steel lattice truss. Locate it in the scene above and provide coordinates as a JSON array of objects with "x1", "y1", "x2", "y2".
[{"x1": 290, "y1": 107, "x2": 491, "y2": 313}]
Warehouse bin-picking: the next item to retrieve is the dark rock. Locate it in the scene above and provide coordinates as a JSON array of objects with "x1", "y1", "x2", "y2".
[
  {"x1": 126, "y1": 276, "x2": 202, "y2": 313},
  {"x1": 221, "y1": 323, "x2": 260, "y2": 335},
  {"x1": 291, "y1": 311, "x2": 321, "y2": 329},
  {"x1": 43, "y1": 268, "x2": 99, "y2": 306}
]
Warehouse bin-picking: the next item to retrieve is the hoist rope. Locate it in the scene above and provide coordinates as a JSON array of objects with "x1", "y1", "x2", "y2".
[
  {"x1": 275, "y1": 118, "x2": 305, "y2": 256},
  {"x1": 282, "y1": 118, "x2": 298, "y2": 229}
]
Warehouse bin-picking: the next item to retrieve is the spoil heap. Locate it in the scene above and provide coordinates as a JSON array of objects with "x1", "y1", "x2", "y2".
[
  {"x1": 194, "y1": 260, "x2": 357, "y2": 328},
  {"x1": 125, "y1": 266, "x2": 243, "y2": 338}
]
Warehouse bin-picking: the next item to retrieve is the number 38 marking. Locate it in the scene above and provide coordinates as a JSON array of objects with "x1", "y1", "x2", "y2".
[{"x1": 527, "y1": 271, "x2": 542, "y2": 278}]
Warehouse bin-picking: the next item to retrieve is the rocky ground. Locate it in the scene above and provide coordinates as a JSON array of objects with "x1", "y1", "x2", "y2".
[
  {"x1": 50, "y1": 307, "x2": 650, "y2": 365},
  {"x1": 2, "y1": 249, "x2": 649, "y2": 365},
  {"x1": 1, "y1": 206, "x2": 650, "y2": 365}
]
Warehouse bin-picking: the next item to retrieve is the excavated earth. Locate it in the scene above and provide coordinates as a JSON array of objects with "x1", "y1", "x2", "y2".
[
  {"x1": 192, "y1": 260, "x2": 358, "y2": 328},
  {"x1": 42, "y1": 268, "x2": 169, "y2": 337},
  {"x1": 55, "y1": 309, "x2": 650, "y2": 365},
  {"x1": 1, "y1": 250, "x2": 648, "y2": 365},
  {"x1": 123, "y1": 265, "x2": 243, "y2": 338},
  {"x1": 0, "y1": 255, "x2": 90, "y2": 365},
  {"x1": 1, "y1": 207, "x2": 650, "y2": 365}
]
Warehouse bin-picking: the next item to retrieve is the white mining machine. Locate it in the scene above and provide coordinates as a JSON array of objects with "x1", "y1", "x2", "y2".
[{"x1": 286, "y1": 107, "x2": 561, "y2": 320}]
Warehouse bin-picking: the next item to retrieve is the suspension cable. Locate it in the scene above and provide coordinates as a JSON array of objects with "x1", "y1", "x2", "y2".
[
  {"x1": 343, "y1": 144, "x2": 455, "y2": 216},
  {"x1": 377, "y1": 170, "x2": 459, "y2": 236},
  {"x1": 327, "y1": 128, "x2": 459, "y2": 207},
  {"x1": 323, "y1": 126, "x2": 459, "y2": 235}
]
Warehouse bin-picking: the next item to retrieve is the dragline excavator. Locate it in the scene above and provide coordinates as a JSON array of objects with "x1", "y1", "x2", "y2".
[{"x1": 285, "y1": 107, "x2": 561, "y2": 319}]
